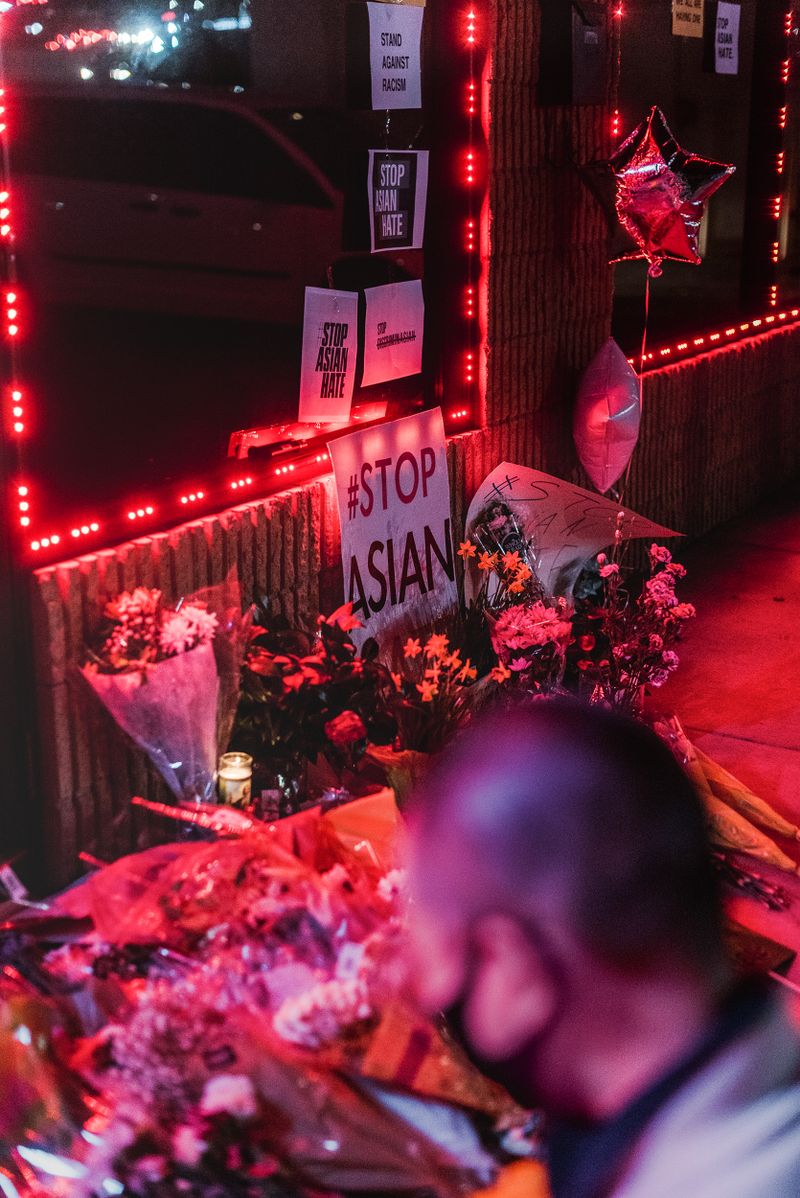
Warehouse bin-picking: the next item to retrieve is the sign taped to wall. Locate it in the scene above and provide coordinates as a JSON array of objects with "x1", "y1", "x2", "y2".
[
  {"x1": 362, "y1": 280, "x2": 424, "y2": 387},
  {"x1": 298, "y1": 287, "x2": 359, "y2": 424},
  {"x1": 329, "y1": 407, "x2": 456, "y2": 647},
  {"x1": 367, "y1": 1, "x2": 424, "y2": 110},
  {"x1": 368, "y1": 149, "x2": 429, "y2": 253},
  {"x1": 672, "y1": 0, "x2": 704, "y2": 37}
]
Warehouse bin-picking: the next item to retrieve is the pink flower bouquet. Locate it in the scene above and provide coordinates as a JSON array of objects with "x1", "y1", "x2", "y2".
[
  {"x1": 82, "y1": 581, "x2": 246, "y2": 804},
  {"x1": 488, "y1": 599, "x2": 573, "y2": 692}
]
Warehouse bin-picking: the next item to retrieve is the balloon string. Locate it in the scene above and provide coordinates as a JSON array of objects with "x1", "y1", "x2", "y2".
[{"x1": 615, "y1": 268, "x2": 652, "y2": 509}]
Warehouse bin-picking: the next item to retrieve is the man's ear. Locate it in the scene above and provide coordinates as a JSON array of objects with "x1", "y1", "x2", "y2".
[{"x1": 466, "y1": 912, "x2": 559, "y2": 1060}]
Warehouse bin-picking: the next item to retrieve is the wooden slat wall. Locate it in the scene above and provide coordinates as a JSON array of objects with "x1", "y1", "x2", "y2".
[{"x1": 31, "y1": 482, "x2": 339, "y2": 886}]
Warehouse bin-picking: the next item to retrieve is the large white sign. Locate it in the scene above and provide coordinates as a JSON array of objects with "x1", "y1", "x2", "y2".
[
  {"x1": 298, "y1": 287, "x2": 359, "y2": 424},
  {"x1": 368, "y1": 1, "x2": 424, "y2": 111},
  {"x1": 715, "y1": 3, "x2": 740, "y2": 75},
  {"x1": 329, "y1": 407, "x2": 456, "y2": 648},
  {"x1": 464, "y1": 464, "x2": 679, "y2": 600},
  {"x1": 362, "y1": 280, "x2": 424, "y2": 388}
]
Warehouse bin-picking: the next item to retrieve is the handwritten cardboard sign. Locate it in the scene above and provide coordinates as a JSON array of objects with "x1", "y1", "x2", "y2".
[
  {"x1": 329, "y1": 407, "x2": 456, "y2": 647},
  {"x1": 368, "y1": 149, "x2": 429, "y2": 253},
  {"x1": 672, "y1": 0, "x2": 704, "y2": 37},
  {"x1": 464, "y1": 463, "x2": 679, "y2": 600},
  {"x1": 362, "y1": 280, "x2": 424, "y2": 387},
  {"x1": 298, "y1": 287, "x2": 359, "y2": 424},
  {"x1": 715, "y1": 2, "x2": 740, "y2": 74},
  {"x1": 368, "y1": 1, "x2": 424, "y2": 110}
]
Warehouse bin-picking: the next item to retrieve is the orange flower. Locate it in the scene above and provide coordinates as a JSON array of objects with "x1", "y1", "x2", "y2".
[
  {"x1": 477, "y1": 551, "x2": 499, "y2": 572},
  {"x1": 403, "y1": 637, "x2": 422, "y2": 659},
  {"x1": 443, "y1": 651, "x2": 463, "y2": 672},
  {"x1": 508, "y1": 580, "x2": 525, "y2": 594},
  {"x1": 416, "y1": 679, "x2": 438, "y2": 702},
  {"x1": 490, "y1": 661, "x2": 511, "y2": 684},
  {"x1": 424, "y1": 633, "x2": 450, "y2": 660},
  {"x1": 425, "y1": 660, "x2": 442, "y2": 684},
  {"x1": 515, "y1": 564, "x2": 532, "y2": 585},
  {"x1": 456, "y1": 658, "x2": 478, "y2": 683},
  {"x1": 457, "y1": 540, "x2": 477, "y2": 559},
  {"x1": 502, "y1": 550, "x2": 522, "y2": 572},
  {"x1": 391, "y1": 672, "x2": 403, "y2": 689}
]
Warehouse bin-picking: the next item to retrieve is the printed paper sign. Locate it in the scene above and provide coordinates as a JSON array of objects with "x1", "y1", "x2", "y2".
[
  {"x1": 368, "y1": 1, "x2": 424, "y2": 110},
  {"x1": 715, "y1": 3, "x2": 740, "y2": 74},
  {"x1": 298, "y1": 287, "x2": 359, "y2": 423},
  {"x1": 362, "y1": 280, "x2": 424, "y2": 387},
  {"x1": 368, "y1": 149, "x2": 428, "y2": 253},
  {"x1": 329, "y1": 407, "x2": 457, "y2": 647},
  {"x1": 464, "y1": 464, "x2": 679, "y2": 601},
  {"x1": 672, "y1": 0, "x2": 704, "y2": 37}
]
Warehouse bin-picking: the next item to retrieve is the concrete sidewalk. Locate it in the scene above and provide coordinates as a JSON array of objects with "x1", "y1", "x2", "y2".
[{"x1": 659, "y1": 486, "x2": 800, "y2": 981}]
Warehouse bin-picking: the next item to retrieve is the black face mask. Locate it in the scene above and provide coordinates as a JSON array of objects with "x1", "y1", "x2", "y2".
[{"x1": 441, "y1": 918, "x2": 567, "y2": 1111}]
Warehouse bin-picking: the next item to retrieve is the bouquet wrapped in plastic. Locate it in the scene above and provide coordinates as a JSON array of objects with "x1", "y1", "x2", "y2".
[
  {"x1": 0, "y1": 793, "x2": 528, "y2": 1198},
  {"x1": 81, "y1": 579, "x2": 247, "y2": 804}
]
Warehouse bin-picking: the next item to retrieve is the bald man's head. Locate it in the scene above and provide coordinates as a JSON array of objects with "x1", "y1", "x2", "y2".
[{"x1": 409, "y1": 699, "x2": 724, "y2": 976}]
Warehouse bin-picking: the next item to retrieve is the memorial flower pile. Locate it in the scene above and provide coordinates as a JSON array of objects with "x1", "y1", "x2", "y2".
[{"x1": 0, "y1": 797, "x2": 508, "y2": 1198}]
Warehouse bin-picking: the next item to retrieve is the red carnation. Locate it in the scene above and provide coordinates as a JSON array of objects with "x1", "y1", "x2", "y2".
[{"x1": 325, "y1": 710, "x2": 367, "y2": 749}]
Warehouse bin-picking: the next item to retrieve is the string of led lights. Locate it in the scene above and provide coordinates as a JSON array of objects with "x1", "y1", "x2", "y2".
[
  {"x1": 5, "y1": 3, "x2": 487, "y2": 563},
  {"x1": 610, "y1": 1, "x2": 799, "y2": 366},
  {"x1": 0, "y1": 13, "x2": 53, "y2": 550}
]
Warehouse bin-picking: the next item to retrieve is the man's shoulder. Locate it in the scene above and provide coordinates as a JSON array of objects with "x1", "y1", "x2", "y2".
[{"x1": 612, "y1": 997, "x2": 800, "y2": 1198}]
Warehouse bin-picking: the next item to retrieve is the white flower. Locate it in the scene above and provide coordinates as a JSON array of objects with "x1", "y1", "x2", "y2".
[
  {"x1": 273, "y1": 977, "x2": 373, "y2": 1048},
  {"x1": 200, "y1": 1073, "x2": 258, "y2": 1120},
  {"x1": 377, "y1": 869, "x2": 407, "y2": 905},
  {"x1": 159, "y1": 604, "x2": 218, "y2": 656},
  {"x1": 181, "y1": 603, "x2": 219, "y2": 645},
  {"x1": 173, "y1": 1124, "x2": 208, "y2": 1165},
  {"x1": 159, "y1": 611, "x2": 195, "y2": 656}
]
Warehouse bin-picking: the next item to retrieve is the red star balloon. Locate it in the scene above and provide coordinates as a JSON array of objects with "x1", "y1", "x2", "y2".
[{"x1": 610, "y1": 106, "x2": 735, "y2": 275}]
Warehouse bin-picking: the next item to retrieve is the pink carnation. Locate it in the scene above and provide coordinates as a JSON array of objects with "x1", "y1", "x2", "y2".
[
  {"x1": 644, "y1": 574, "x2": 677, "y2": 608},
  {"x1": 649, "y1": 544, "x2": 672, "y2": 565},
  {"x1": 599, "y1": 563, "x2": 619, "y2": 579},
  {"x1": 661, "y1": 650, "x2": 680, "y2": 671},
  {"x1": 671, "y1": 602, "x2": 696, "y2": 620}
]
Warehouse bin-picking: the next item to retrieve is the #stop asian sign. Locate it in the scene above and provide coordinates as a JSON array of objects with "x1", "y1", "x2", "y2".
[{"x1": 328, "y1": 408, "x2": 457, "y2": 650}]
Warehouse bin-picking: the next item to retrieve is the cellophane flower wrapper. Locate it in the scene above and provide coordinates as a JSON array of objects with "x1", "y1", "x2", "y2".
[
  {"x1": 0, "y1": 982, "x2": 100, "y2": 1197},
  {"x1": 19, "y1": 793, "x2": 516, "y2": 1196},
  {"x1": 81, "y1": 580, "x2": 247, "y2": 804}
]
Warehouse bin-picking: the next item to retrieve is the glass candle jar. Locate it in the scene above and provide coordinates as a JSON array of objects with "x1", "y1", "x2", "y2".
[{"x1": 217, "y1": 752, "x2": 253, "y2": 808}]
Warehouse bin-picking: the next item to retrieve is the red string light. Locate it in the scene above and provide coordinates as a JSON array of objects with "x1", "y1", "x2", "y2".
[
  {"x1": 16, "y1": 4, "x2": 487, "y2": 560},
  {"x1": 631, "y1": 307, "x2": 800, "y2": 373}
]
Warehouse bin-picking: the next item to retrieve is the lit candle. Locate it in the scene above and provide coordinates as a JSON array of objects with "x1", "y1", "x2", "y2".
[{"x1": 217, "y1": 752, "x2": 253, "y2": 808}]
